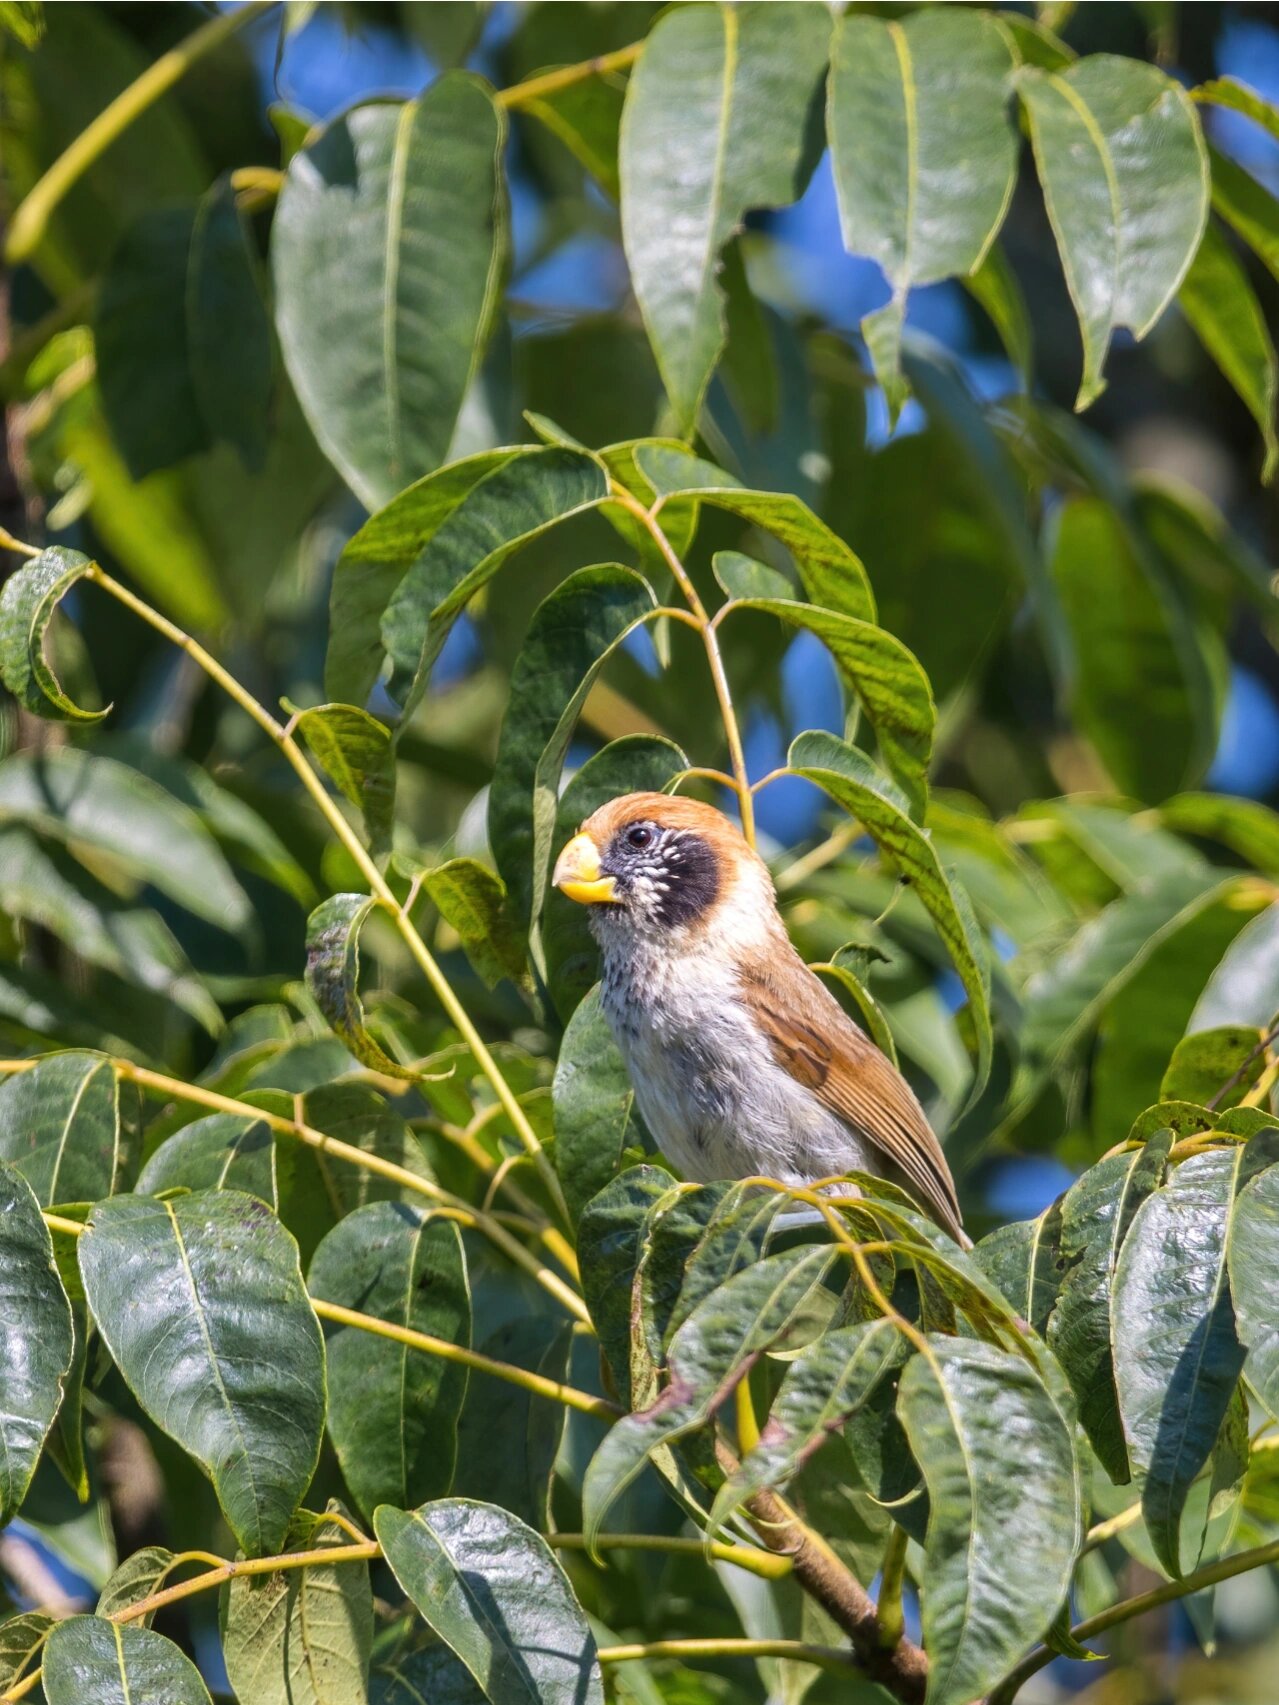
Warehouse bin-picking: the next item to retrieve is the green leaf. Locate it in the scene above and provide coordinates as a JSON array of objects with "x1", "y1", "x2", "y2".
[
  {"x1": 0, "y1": 1051, "x2": 131, "y2": 1207},
  {"x1": 814, "y1": 956, "x2": 899, "y2": 1068},
  {"x1": 0, "y1": 547, "x2": 105, "y2": 723},
  {"x1": 0, "y1": 1610, "x2": 55, "y2": 1692},
  {"x1": 1019, "y1": 55, "x2": 1209, "y2": 407},
  {"x1": 577, "y1": 1165, "x2": 683, "y2": 1407},
  {"x1": 1046, "y1": 1135, "x2": 1172, "y2": 1482},
  {"x1": 709, "y1": 1318, "x2": 899, "y2": 1536},
  {"x1": 786, "y1": 730, "x2": 992, "y2": 1097},
  {"x1": 523, "y1": 73, "x2": 623, "y2": 200},
  {"x1": 553, "y1": 987, "x2": 641, "y2": 1227},
  {"x1": 220, "y1": 1506, "x2": 374, "y2": 1705},
  {"x1": 1049, "y1": 495, "x2": 1218, "y2": 800},
  {"x1": 490, "y1": 564, "x2": 656, "y2": 930},
  {"x1": 0, "y1": 748, "x2": 251, "y2": 932},
  {"x1": 326, "y1": 447, "x2": 521, "y2": 706},
  {"x1": 422, "y1": 859, "x2": 526, "y2": 990},
  {"x1": 1162, "y1": 1027, "x2": 1264, "y2": 1109},
  {"x1": 1113, "y1": 1148, "x2": 1249, "y2": 1575},
  {"x1": 290, "y1": 702, "x2": 395, "y2": 861},
  {"x1": 97, "y1": 1546, "x2": 176, "y2": 1624},
  {"x1": 633, "y1": 445, "x2": 876, "y2": 622},
  {"x1": 829, "y1": 8, "x2": 1016, "y2": 416},
  {"x1": 374, "y1": 1499, "x2": 604, "y2": 1705},
  {"x1": 964, "y1": 241, "x2": 1033, "y2": 386},
  {"x1": 1191, "y1": 902, "x2": 1279, "y2": 1031},
  {"x1": 42, "y1": 1617, "x2": 212, "y2": 1705},
  {"x1": 723, "y1": 597, "x2": 935, "y2": 817},
  {"x1": 137, "y1": 1113, "x2": 278, "y2": 1207},
  {"x1": 1206, "y1": 143, "x2": 1279, "y2": 289},
  {"x1": 711, "y1": 550, "x2": 791, "y2": 602},
  {"x1": 0, "y1": 1161, "x2": 74, "y2": 1523},
  {"x1": 372, "y1": 1644, "x2": 486, "y2": 1705},
  {"x1": 1227, "y1": 1134, "x2": 1279, "y2": 1427},
  {"x1": 305, "y1": 894, "x2": 416, "y2": 1080},
  {"x1": 273, "y1": 75, "x2": 507, "y2": 510},
  {"x1": 382, "y1": 446, "x2": 609, "y2": 718},
  {"x1": 998, "y1": 9, "x2": 1076, "y2": 71},
  {"x1": 0, "y1": 3, "x2": 44, "y2": 49},
  {"x1": 1195, "y1": 76, "x2": 1279, "y2": 137},
  {"x1": 94, "y1": 185, "x2": 272, "y2": 477},
  {"x1": 78, "y1": 1190, "x2": 325, "y2": 1555},
  {"x1": 1180, "y1": 220, "x2": 1278, "y2": 480},
  {"x1": 1160, "y1": 792, "x2": 1279, "y2": 877},
  {"x1": 972, "y1": 1202, "x2": 1064, "y2": 1337},
  {"x1": 896, "y1": 1338, "x2": 1080, "y2": 1705},
  {"x1": 544, "y1": 736, "x2": 688, "y2": 1022},
  {"x1": 618, "y1": 3, "x2": 830, "y2": 432},
  {"x1": 582, "y1": 1248, "x2": 835, "y2": 1547},
  {"x1": 309, "y1": 1203, "x2": 469, "y2": 1522},
  {"x1": 452, "y1": 1319, "x2": 571, "y2": 1533}
]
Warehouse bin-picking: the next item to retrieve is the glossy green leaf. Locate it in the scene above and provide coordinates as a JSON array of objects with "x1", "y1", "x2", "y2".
[
  {"x1": 0, "y1": 1051, "x2": 130, "y2": 1207},
  {"x1": 79, "y1": 1190, "x2": 325, "y2": 1555},
  {"x1": 897, "y1": 1338, "x2": 1080, "y2": 1705},
  {"x1": 382, "y1": 446, "x2": 609, "y2": 718},
  {"x1": 221, "y1": 1506, "x2": 374, "y2": 1705},
  {"x1": 724, "y1": 596, "x2": 935, "y2": 816},
  {"x1": 1228, "y1": 1135, "x2": 1279, "y2": 1434},
  {"x1": 786, "y1": 730, "x2": 992, "y2": 1096},
  {"x1": 829, "y1": 8, "x2": 1016, "y2": 418},
  {"x1": 0, "y1": 547, "x2": 105, "y2": 723},
  {"x1": 0, "y1": 1161, "x2": 74, "y2": 1523},
  {"x1": 291, "y1": 702, "x2": 395, "y2": 861},
  {"x1": 305, "y1": 893, "x2": 416, "y2": 1080},
  {"x1": 137, "y1": 1113, "x2": 278, "y2": 1207},
  {"x1": 578, "y1": 1165, "x2": 686, "y2": 1406},
  {"x1": 42, "y1": 1617, "x2": 211, "y2": 1705},
  {"x1": 1046, "y1": 1134, "x2": 1171, "y2": 1482},
  {"x1": 1191, "y1": 902, "x2": 1279, "y2": 1031},
  {"x1": 553, "y1": 987, "x2": 641, "y2": 1227},
  {"x1": 422, "y1": 858, "x2": 525, "y2": 989},
  {"x1": 1162, "y1": 1027, "x2": 1264, "y2": 1109},
  {"x1": 543, "y1": 735, "x2": 688, "y2": 1021},
  {"x1": 1113, "y1": 1148, "x2": 1249, "y2": 1575},
  {"x1": 583, "y1": 1248, "x2": 835, "y2": 1547},
  {"x1": 1179, "y1": 219, "x2": 1278, "y2": 482},
  {"x1": 372, "y1": 1643, "x2": 486, "y2": 1705},
  {"x1": 0, "y1": 748, "x2": 250, "y2": 932},
  {"x1": 709, "y1": 1317, "x2": 899, "y2": 1537},
  {"x1": 1020, "y1": 55, "x2": 1208, "y2": 407},
  {"x1": 327, "y1": 447, "x2": 521, "y2": 706},
  {"x1": 633, "y1": 445, "x2": 876, "y2": 622},
  {"x1": 973, "y1": 1201, "x2": 1064, "y2": 1337},
  {"x1": 619, "y1": 3, "x2": 829, "y2": 432},
  {"x1": 490, "y1": 564, "x2": 655, "y2": 929},
  {"x1": 309, "y1": 1203, "x2": 469, "y2": 1522},
  {"x1": 375, "y1": 1499, "x2": 604, "y2": 1705},
  {"x1": 273, "y1": 75, "x2": 507, "y2": 510}
]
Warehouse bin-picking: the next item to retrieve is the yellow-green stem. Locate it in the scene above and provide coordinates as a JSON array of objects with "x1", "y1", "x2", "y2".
[
  {"x1": 5, "y1": 1, "x2": 278, "y2": 266},
  {"x1": 549, "y1": 1532, "x2": 792, "y2": 1581},
  {"x1": 876, "y1": 1525, "x2": 909, "y2": 1649},
  {"x1": 81, "y1": 562, "x2": 571, "y2": 1227},
  {"x1": 496, "y1": 41, "x2": 643, "y2": 109},
  {"x1": 595, "y1": 1638, "x2": 859, "y2": 1672}
]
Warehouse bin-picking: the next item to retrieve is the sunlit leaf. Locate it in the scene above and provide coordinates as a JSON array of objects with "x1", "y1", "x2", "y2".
[
  {"x1": 421, "y1": 858, "x2": 526, "y2": 990},
  {"x1": 0, "y1": 547, "x2": 105, "y2": 722},
  {"x1": 1179, "y1": 220, "x2": 1278, "y2": 482},
  {"x1": 42, "y1": 1617, "x2": 212, "y2": 1705},
  {"x1": 1225, "y1": 1130, "x2": 1279, "y2": 1428},
  {"x1": 137, "y1": 1112, "x2": 278, "y2": 1207},
  {"x1": 0, "y1": 1051, "x2": 132, "y2": 1207},
  {"x1": 0, "y1": 1161, "x2": 74, "y2": 1523},
  {"x1": 290, "y1": 702, "x2": 395, "y2": 861},
  {"x1": 1190, "y1": 902, "x2": 1279, "y2": 1031}
]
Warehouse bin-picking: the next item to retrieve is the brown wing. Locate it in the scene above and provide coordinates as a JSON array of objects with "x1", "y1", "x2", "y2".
[{"x1": 738, "y1": 946, "x2": 966, "y2": 1244}]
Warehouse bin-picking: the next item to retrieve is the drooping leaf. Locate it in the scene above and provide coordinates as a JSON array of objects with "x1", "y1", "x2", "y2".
[
  {"x1": 543, "y1": 735, "x2": 688, "y2": 1021},
  {"x1": 553, "y1": 987, "x2": 642, "y2": 1227},
  {"x1": 309, "y1": 1203, "x2": 469, "y2": 1522},
  {"x1": 42, "y1": 1617, "x2": 212, "y2": 1705},
  {"x1": 1179, "y1": 219, "x2": 1278, "y2": 482},
  {"x1": 220, "y1": 1506, "x2": 374, "y2": 1705},
  {"x1": 1113, "y1": 1148, "x2": 1250, "y2": 1575},
  {"x1": 786, "y1": 730, "x2": 992, "y2": 1098},
  {"x1": 375, "y1": 1499, "x2": 604, "y2": 1705},
  {"x1": 381, "y1": 446, "x2": 609, "y2": 718},
  {"x1": 1019, "y1": 55, "x2": 1209, "y2": 408},
  {"x1": 489, "y1": 564, "x2": 656, "y2": 929},
  {"x1": 305, "y1": 893, "x2": 416, "y2": 1080},
  {"x1": 619, "y1": 3, "x2": 830, "y2": 432},
  {"x1": 79, "y1": 1190, "x2": 325, "y2": 1555},
  {"x1": 829, "y1": 8, "x2": 1016, "y2": 419},
  {"x1": 273, "y1": 75, "x2": 507, "y2": 510},
  {"x1": 1046, "y1": 1134, "x2": 1171, "y2": 1482},
  {"x1": 291, "y1": 702, "x2": 396, "y2": 861},
  {"x1": 136, "y1": 1113, "x2": 278, "y2": 1207},
  {"x1": 1226, "y1": 1132, "x2": 1279, "y2": 1427},
  {"x1": 1191, "y1": 902, "x2": 1279, "y2": 1031},
  {"x1": 0, "y1": 1051, "x2": 131, "y2": 1207},
  {"x1": 722, "y1": 596, "x2": 935, "y2": 816},
  {"x1": 896, "y1": 1338, "x2": 1080, "y2": 1705},
  {"x1": 421, "y1": 859, "x2": 526, "y2": 989},
  {"x1": 582, "y1": 1248, "x2": 835, "y2": 1547},
  {"x1": 0, "y1": 547, "x2": 106, "y2": 722},
  {"x1": 814, "y1": 956, "x2": 899, "y2": 1069},
  {"x1": 0, "y1": 1161, "x2": 75, "y2": 1523}
]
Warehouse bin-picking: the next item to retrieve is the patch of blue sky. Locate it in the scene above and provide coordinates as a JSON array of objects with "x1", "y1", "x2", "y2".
[
  {"x1": 983, "y1": 1154, "x2": 1076, "y2": 1221},
  {"x1": 744, "y1": 628, "x2": 844, "y2": 845},
  {"x1": 1212, "y1": 12, "x2": 1279, "y2": 188},
  {"x1": 512, "y1": 233, "x2": 630, "y2": 324},
  {"x1": 1206, "y1": 664, "x2": 1279, "y2": 799}
]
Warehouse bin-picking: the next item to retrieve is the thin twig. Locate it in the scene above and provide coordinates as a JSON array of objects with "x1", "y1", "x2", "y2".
[
  {"x1": 1206, "y1": 1019, "x2": 1279, "y2": 1111},
  {"x1": 496, "y1": 42, "x2": 643, "y2": 110}
]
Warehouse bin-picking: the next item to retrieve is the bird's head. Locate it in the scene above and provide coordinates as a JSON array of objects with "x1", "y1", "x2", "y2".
[{"x1": 552, "y1": 792, "x2": 775, "y2": 947}]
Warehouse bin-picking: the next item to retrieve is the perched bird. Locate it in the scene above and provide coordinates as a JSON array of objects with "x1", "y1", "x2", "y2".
[{"x1": 552, "y1": 792, "x2": 965, "y2": 1244}]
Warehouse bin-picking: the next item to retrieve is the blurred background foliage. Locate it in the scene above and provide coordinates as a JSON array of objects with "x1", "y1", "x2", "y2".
[{"x1": 5, "y1": 3, "x2": 1279, "y2": 1700}]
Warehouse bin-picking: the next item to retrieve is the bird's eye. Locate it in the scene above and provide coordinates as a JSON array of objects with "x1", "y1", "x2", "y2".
[{"x1": 625, "y1": 824, "x2": 654, "y2": 851}]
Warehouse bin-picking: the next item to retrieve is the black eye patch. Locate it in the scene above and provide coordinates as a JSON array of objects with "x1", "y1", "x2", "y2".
[{"x1": 653, "y1": 832, "x2": 719, "y2": 927}]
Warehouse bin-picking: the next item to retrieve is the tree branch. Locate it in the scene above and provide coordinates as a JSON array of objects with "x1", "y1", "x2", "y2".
[{"x1": 497, "y1": 42, "x2": 644, "y2": 111}]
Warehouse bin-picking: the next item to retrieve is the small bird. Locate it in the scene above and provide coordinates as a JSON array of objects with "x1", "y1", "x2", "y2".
[{"x1": 552, "y1": 792, "x2": 965, "y2": 1244}]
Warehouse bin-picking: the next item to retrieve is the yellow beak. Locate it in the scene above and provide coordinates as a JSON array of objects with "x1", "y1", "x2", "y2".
[{"x1": 553, "y1": 833, "x2": 618, "y2": 905}]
